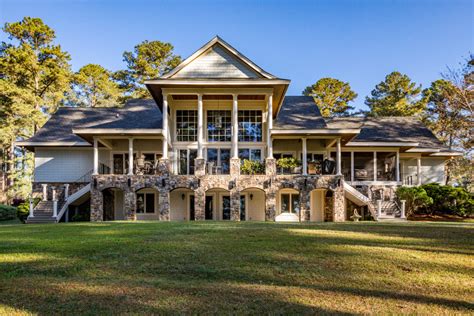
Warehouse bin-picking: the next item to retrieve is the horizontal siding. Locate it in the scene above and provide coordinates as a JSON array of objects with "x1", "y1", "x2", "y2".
[
  {"x1": 174, "y1": 45, "x2": 259, "y2": 78},
  {"x1": 34, "y1": 148, "x2": 108, "y2": 182},
  {"x1": 421, "y1": 158, "x2": 445, "y2": 184}
]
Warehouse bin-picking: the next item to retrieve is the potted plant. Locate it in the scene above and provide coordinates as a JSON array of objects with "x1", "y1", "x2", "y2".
[
  {"x1": 240, "y1": 159, "x2": 265, "y2": 175},
  {"x1": 276, "y1": 157, "x2": 300, "y2": 174}
]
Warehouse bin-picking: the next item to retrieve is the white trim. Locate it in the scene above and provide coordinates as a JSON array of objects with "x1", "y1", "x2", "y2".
[
  {"x1": 147, "y1": 79, "x2": 290, "y2": 86},
  {"x1": 72, "y1": 128, "x2": 163, "y2": 135},
  {"x1": 17, "y1": 141, "x2": 91, "y2": 146},
  {"x1": 429, "y1": 152, "x2": 463, "y2": 157},
  {"x1": 346, "y1": 141, "x2": 419, "y2": 147},
  {"x1": 271, "y1": 129, "x2": 361, "y2": 135}
]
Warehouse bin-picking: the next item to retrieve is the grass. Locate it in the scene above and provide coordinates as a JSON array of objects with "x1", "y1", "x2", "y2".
[{"x1": 0, "y1": 221, "x2": 473, "y2": 315}]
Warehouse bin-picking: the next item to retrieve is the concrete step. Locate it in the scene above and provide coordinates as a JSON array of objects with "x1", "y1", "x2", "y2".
[{"x1": 27, "y1": 218, "x2": 57, "y2": 223}]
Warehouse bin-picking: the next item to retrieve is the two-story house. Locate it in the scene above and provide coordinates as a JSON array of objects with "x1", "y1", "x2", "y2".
[{"x1": 18, "y1": 36, "x2": 460, "y2": 223}]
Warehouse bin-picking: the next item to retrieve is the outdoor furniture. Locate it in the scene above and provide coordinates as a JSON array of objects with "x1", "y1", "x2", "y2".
[{"x1": 350, "y1": 209, "x2": 362, "y2": 222}]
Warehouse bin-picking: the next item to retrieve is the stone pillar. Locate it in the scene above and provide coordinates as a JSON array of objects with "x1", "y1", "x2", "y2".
[
  {"x1": 90, "y1": 188, "x2": 103, "y2": 221},
  {"x1": 194, "y1": 158, "x2": 206, "y2": 177},
  {"x1": 265, "y1": 188, "x2": 276, "y2": 221},
  {"x1": 162, "y1": 94, "x2": 169, "y2": 159},
  {"x1": 299, "y1": 189, "x2": 310, "y2": 221},
  {"x1": 93, "y1": 138, "x2": 99, "y2": 175},
  {"x1": 332, "y1": 187, "x2": 345, "y2": 222},
  {"x1": 197, "y1": 93, "x2": 204, "y2": 159},
  {"x1": 158, "y1": 189, "x2": 170, "y2": 221},
  {"x1": 232, "y1": 94, "x2": 239, "y2": 158},
  {"x1": 230, "y1": 189, "x2": 240, "y2": 221},
  {"x1": 157, "y1": 159, "x2": 171, "y2": 176},
  {"x1": 194, "y1": 188, "x2": 206, "y2": 220},
  {"x1": 230, "y1": 158, "x2": 240, "y2": 177},
  {"x1": 267, "y1": 94, "x2": 273, "y2": 158},
  {"x1": 124, "y1": 190, "x2": 136, "y2": 220},
  {"x1": 265, "y1": 158, "x2": 276, "y2": 176}
]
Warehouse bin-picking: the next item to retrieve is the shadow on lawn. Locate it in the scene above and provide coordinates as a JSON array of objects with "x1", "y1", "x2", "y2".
[{"x1": 0, "y1": 221, "x2": 472, "y2": 314}]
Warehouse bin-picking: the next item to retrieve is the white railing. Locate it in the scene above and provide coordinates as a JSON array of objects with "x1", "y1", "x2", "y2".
[{"x1": 55, "y1": 183, "x2": 91, "y2": 222}]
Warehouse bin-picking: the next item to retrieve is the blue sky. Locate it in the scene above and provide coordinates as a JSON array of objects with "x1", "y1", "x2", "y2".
[{"x1": 1, "y1": 0, "x2": 472, "y2": 111}]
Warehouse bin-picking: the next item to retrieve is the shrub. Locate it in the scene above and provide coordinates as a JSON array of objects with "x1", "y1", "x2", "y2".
[
  {"x1": 241, "y1": 159, "x2": 265, "y2": 175},
  {"x1": 396, "y1": 186, "x2": 433, "y2": 217},
  {"x1": 276, "y1": 157, "x2": 300, "y2": 169},
  {"x1": 0, "y1": 204, "x2": 17, "y2": 221},
  {"x1": 421, "y1": 183, "x2": 474, "y2": 217}
]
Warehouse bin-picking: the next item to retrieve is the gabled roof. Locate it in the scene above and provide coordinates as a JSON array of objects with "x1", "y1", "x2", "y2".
[
  {"x1": 17, "y1": 99, "x2": 162, "y2": 149},
  {"x1": 274, "y1": 96, "x2": 327, "y2": 130},
  {"x1": 161, "y1": 36, "x2": 276, "y2": 79}
]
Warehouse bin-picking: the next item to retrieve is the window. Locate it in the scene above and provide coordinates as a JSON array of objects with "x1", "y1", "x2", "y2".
[
  {"x1": 376, "y1": 152, "x2": 396, "y2": 181},
  {"x1": 353, "y1": 152, "x2": 374, "y2": 181},
  {"x1": 281, "y1": 193, "x2": 300, "y2": 214},
  {"x1": 136, "y1": 193, "x2": 155, "y2": 213},
  {"x1": 207, "y1": 110, "x2": 232, "y2": 142},
  {"x1": 239, "y1": 149, "x2": 262, "y2": 161},
  {"x1": 178, "y1": 149, "x2": 197, "y2": 175},
  {"x1": 113, "y1": 153, "x2": 136, "y2": 174},
  {"x1": 176, "y1": 110, "x2": 197, "y2": 141},
  {"x1": 238, "y1": 110, "x2": 262, "y2": 142},
  {"x1": 207, "y1": 148, "x2": 231, "y2": 174}
]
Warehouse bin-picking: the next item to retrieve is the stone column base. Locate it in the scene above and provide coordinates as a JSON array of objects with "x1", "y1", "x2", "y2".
[
  {"x1": 230, "y1": 158, "x2": 240, "y2": 177},
  {"x1": 265, "y1": 158, "x2": 276, "y2": 176},
  {"x1": 194, "y1": 158, "x2": 206, "y2": 177}
]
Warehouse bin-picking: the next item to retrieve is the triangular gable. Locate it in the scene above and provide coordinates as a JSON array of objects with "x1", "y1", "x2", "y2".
[{"x1": 162, "y1": 36, "x2": 276, "y2": 79}]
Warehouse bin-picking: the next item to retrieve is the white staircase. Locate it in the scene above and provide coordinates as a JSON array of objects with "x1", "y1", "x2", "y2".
[
  {"x1": 27, "y1": 183, "x2": 91, "y2": 224},
  {"x1": 343, "y1": 181, "x2": 405, "y2": 222}
]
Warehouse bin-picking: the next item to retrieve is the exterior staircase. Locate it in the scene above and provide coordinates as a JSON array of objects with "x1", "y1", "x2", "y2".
[
  {"x1": 343, "y1": 181, "x2": 406, "y2": 222},
  {"x1": 26, "y1": 183, "x2": 91, "y2": 224}
]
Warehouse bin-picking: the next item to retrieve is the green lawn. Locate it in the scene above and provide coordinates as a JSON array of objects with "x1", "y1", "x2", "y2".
[{"x1": 0, "y1": 221, "x2": 473, "y2": 315}]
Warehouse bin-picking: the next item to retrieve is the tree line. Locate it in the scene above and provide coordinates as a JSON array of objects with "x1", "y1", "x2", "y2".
[{"x1": 0, "y1": 17, "x2": 472, "y2": 201}]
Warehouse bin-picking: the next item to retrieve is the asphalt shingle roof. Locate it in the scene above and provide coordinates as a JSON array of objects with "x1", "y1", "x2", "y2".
[
  {"x1": 25, "y1": 99, "x2": 162, "y2": 144},
  {"x1": 274, "y1": 96, "x2": 327, "y2": 129}
]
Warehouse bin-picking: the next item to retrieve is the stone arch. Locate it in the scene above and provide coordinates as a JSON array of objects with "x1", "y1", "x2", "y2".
[
  {"x1": 204, "y1": 187, "x2": 234, "y2": 220},
  {"x1": 135, "y1": 186, "x2": 162, "y2": 220},
  {"x1": 169, "y1": 187, "x2": 195, "y2": 221},
  {"x1": 275, "y1": 187, "x2": 301, "y2": 222},
  {"x1": 241, "y1": 187, "x2": 266, "y2": 221},
  {"x1": 309, "y1": 188, "x2": 327, "y2": 222},
  {"x1": 100, "y1": 186, "x2": 126, "y2": 221}
]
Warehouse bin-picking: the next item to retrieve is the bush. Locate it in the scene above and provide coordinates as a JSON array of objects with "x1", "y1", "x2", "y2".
[
  {"x1": 396, "y1": 186, "x2": 433, "y2": 217},
  {"x1": 421, "y1": 183, "x2": 474, "y2": 217},
  {"x1": 0, "y1": 204, "x2": 17, "y2": 221},
  {"x1": 241, "y1": 159, "x2": 265, "y2": 175},
  {"x1": 17, "y1": 198, "x2": 40, "y2": 223},
  {"x1": 276, "y1": 157, "x2": 300, "y2": 169}
]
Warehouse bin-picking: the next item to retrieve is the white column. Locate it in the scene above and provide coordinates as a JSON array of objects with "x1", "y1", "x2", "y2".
[
  {"x1": 396, "y1": 151, "x2": 400, "y2": 183},
  {"x1": 197, "y1": 93, "x2": 203, "y2": 159},
  {"x1": 376, "y1": 199, "x2": 382, "y2": 218},
  {"x1": 64, "y1": 184, "x2": 69, "y2": 199},
  {"x1": 29, "y1": 197, "x2": 34, "y2": 218},
  {"x1": 93, "y1": 138, "x2": 99, "y2": 175},
  {"x1": 267, "y1": 94, "x2": 273, "y2": 158},
  {"x1": 53, "y1": 200, "x2": 58, "y2": 218},
  {"x1": 373, "y1": 152, "x2": 377, "y2": 181},
  {"x1": 417, "y1": 157, "x2": 422, "y2": 185},
  {"x1": 302, "y1": 138, "x2": 307, "y2": 175},
  {"x1": 336, "y1": 138, "x2": 342, "y2": 175},
  {"x1": 232, "y1": 94, "x2": 238, "y2": 158},
  {"x1": 400, "y1": 200, "x2": 406, "y2": 219},
  {"x1": 162, "y1": 94, "x2": 169, "y2": 159},
  {"x1": 52, "y1": 187, "x2": 57, "y2": 201},
  {"x1": 128, "y1": 138, "x2": 134, "y2": 175},
  {"x1": 42, "y1": 183, "x2": 48, "y2": 201},
  {"x1": 350, "y1": 151, "x2": 354, "y2": 183}
]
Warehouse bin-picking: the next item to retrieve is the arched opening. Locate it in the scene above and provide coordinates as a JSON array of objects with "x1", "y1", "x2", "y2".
[
  {"x1": 241, "y1": 187, "x2": 265, "y2": 221},
  {"x1": 135, "y1": 187, "x2": 159, "y2": 220},
  {"x1": 205, "y1": 188, "x2": 230, "y2": 220},
  {"x1": 276, "y1": 188, "x2": 300, "y2": 222},
  {"x1": 102, "y1": 187, "x2": 125, "y2": 221},
  {"x1": 310, "y1": 189, "x2": 326, "y2": 222},
  {"x1": 169, "y1": 188, "x2": 194, "y2": 221}
]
